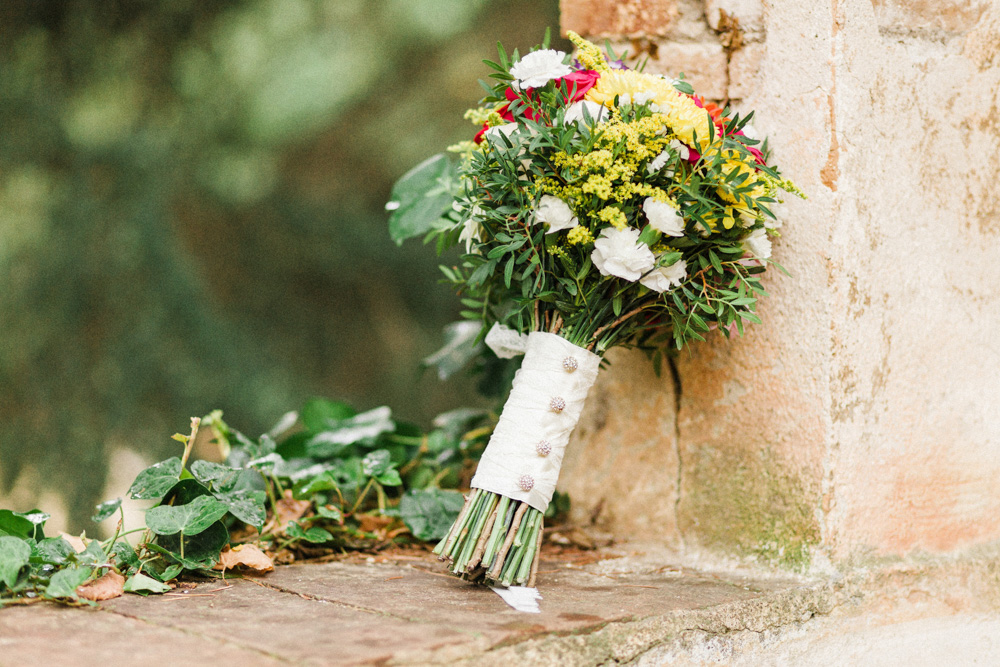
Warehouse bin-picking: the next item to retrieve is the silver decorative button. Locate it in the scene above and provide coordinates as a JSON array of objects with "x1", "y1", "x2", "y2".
[
  {"x1": 536, "y1": 440, "x2": 552, "y2": 457},
  {"x1": 562, "y1": 356, "x2": 578, "y2": 372},
  {"x1": 518, "y1": 474, "x2": 535, "y2": 492},
  {"x1": 549, "y1": 396, "x2": 566, "y2": 412}
]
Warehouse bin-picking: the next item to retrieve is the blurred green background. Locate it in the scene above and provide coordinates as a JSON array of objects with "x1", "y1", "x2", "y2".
[{"x1": 0, "y1": 0, "x2": 562, "y2": 529}]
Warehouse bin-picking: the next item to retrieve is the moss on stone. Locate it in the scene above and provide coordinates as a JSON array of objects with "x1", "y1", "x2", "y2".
[{"x1": 679, "y1": 444, "x2": 821, "y2": 571}]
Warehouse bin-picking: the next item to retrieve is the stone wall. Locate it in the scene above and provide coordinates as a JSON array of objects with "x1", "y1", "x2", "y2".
[{"x1": 558, "y1": 0, "x2": 1000, "y2": 569}]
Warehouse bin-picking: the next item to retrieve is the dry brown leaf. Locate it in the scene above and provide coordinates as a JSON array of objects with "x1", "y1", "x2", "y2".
[
  {"x1": 275, "y1": 491, "x2": 311, "y2": 532},
  {"x1": 215, "y1": 544, "x2": 274, "y2": 573},
  {"x1": 59, "y1": 532, "x2": 88, "y2": 554},
  {"x1": 358, "y1": 514, "x2": 393, "y2": 534},
  {"x1": 77, "y1": 571, "x2": 125, "y2": 601}
]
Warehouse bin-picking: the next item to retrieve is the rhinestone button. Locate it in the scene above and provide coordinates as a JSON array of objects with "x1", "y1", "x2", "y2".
[
  {"x1": 549, "y1": 396, "x2": 566, "y2": 412},
  {"x1": 518, "y1": 474, "x2": 534, "y2": 492},
  {"x1": 536, "y1": 440, "x2": 552, "y2": 457},
  {"x1": 562, "y1": 356, "x2": 578, "y2": 372}
]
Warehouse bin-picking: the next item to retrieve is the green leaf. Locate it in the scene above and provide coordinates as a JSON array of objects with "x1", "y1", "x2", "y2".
[
  {"x1": 399, "y1": 489, "x2": 466, "y2": 542},
  {"x1": 0, "y1": 510, "x2": 48, "y2": 540},
  {"x1": 123, "y1": 572, "x2": 171, "y2": 596},
  {"x1": 301, "y1": 398, "x2": 356, "y2": 433},
  {"x1": 305, "y1": 406, "x2": 395, "y2": 458},
  {"x1": 422, "y1": 321, "x2": 483, "y2": 381},
  {"x1": 45, "y1": 565, "x2": 93, "y2": 600},
  {"x1": 112, "y1": 541, "x2": 141, "y2": 572},
  {"x1": 145, "y1": 496, "x2": 229, "y2": 536},
  {"x1": 387, "y1": 154, "x2": 456, "y2": 244},
  {"x1": 286, "y1": 522, "x2": 333, "y2": 544},
  {"x1": 31, "y1": 537, "x2": 75, "y2": 566},
  {"x1": 316, "y1": 505, "x2": 343, "y2": 522},
  {"x1": 375, "y1": 470, "x2": 403, "y2": 487},
  {"x1": 144, "y1": 543, "x2": 218, "y2": 572},
  {"x1": 128, "y1": 458, "x2": 183, "y2": 500},
  {"x1": 153, "y1": 520, "x2": 230, "y2": 567},
  {"x1": 159, "y1": 564, "x2": 184, "y2": 582},
  {"x1": 92, "y1": 498, "x2": 123, "y2": 523},
  {"x1": 215, "y1": 489, "x2": 267, "y2": 530},
  {"x1": 0, "y1": 536, "x2": 31, "y2": 588},
  {"x1": 361, "y1": 449, "x2": 393, "y2": 477}
]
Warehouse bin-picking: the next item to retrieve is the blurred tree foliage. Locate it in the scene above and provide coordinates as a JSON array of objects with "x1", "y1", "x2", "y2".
[{"x1": 0, "y1": 0, "x2": 562, "y2": 526}]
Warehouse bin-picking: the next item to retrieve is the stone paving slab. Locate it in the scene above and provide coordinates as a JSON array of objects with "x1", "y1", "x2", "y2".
[{"x1": 2, "y1": 547, "x2": 998, "y2": 666}]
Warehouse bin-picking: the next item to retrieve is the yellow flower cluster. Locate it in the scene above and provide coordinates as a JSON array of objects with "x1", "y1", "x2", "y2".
[
  {"x1": 464, "y1": 107, "x2": 504, "y2": 128},
  {"x1": 584, "y1": 70, "x2": 713, "y2": 151},
  {"x1": 566, "y1": 31, "x2": 611, "y2": 73},
  {"x1": 545, "y1": 111, "x2": 671, "y2": 206},
  {"x1": 597, "y1": 206, "x2": 628, "y2": 229},
  {"x1": 567, "y1": 226, "x2": 594, "y2": 245}
]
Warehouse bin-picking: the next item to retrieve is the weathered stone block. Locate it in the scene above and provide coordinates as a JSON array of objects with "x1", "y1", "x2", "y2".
[
  {"x1": 561, "y1": 349, "x2": 680, "y2": 541},
  {"x1": 560, "y1": 0, "x2": 679, "y2": 38},
  {"x1": 642, "y1": 41, "x2": 729, "y2": 99},
  {"x1": 727, "y1": 42, "x2": 764, "y2": 99},
  {"x1": 705, "y1": 0, "x2": 765, "y2": 36}
]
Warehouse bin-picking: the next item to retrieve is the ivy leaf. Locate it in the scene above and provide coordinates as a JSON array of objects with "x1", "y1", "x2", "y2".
[
  {"x1": 422, "y1": 321, "x2": 483, "y2": 381},
  {"x1": 375, "y1": 470, "x2": 403, "y2": 487},
  {"x1": 399, "y1": 489, "x2": 466, "y2": 542},
  {"x1": 0, "y1": 509, "x2": 49, "y2": 540},
  {"x1": 215, "y1": 489, "x2": 267, "y2": 530},
  {"x1": 123, "y1": 572, "x2": 171, "y2": 596},
  {"x1": 301, "y1": 398, "x2": 356, "y2": 432},
  {"x1": 286, "y1": 522, "x2": 333, "y2": 544},
  {"x1": 128, "y1": 458, "x2": 183, "y2": 500},
  {"x1": 92, "y1": 498, "x2": 123, "y2": 523},
  {"x1": 31, "y1": 537, "x2": 75, "y2": 566},
  {"x1": 44, "y1": 565, "x2": 93, "y2": 600},
  {"x1": 148, "y1": 522, "x2": 229, "y2": 567},
  {"x1": 145, "y1": 496, "x2": 228, "y2": 536},
  {"x1": 361, "y1": 449, "x2": 393, "y2": 477},
  {"x1": 0, "y1": 536, "x2": 31, "y2": 589},
  {"x1": 306, "y1": 406, "x2": 395, "y2": 458}
]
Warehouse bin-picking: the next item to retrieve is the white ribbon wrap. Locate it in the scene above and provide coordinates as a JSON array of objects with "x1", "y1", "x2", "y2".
[{"x1": 472, "y1": 331, "x2": 601, "y2": 511}]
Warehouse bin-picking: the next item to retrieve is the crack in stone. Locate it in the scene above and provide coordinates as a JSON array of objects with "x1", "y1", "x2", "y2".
[{"x1": 667, "y1": 354, "x2": 685, "y2": 550}]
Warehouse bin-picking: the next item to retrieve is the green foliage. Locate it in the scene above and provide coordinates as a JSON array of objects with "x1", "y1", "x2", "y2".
[{"x1": 1, "y1": 395, "x2": 499, "y2": 605}]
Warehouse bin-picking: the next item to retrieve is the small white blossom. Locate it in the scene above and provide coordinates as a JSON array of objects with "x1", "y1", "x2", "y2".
[
  {"x1": 591, "y1": 227, "x2": 655, "y2": 281},
  {"x1": 633, "y1": 90, "x2": 658, "y2": 106},
  {"x1": 740, "y1": 123, "x2": 760, "y2": 141},
  {"x1": 563, "y1": 100, "x2": 606, "y2": 126},
  {"x1": 647, "y1": 150, "x2": 670, "y2": 174},
  {"x1": 643, "y1": 198, "x2": 685, "y2": 237},
  {"x1": 744, "y1": 227, "x2": 772, "y2": 259},
  {"x1": 509, "y1": 50, "x2": 572, "y2": 89},
  {"x1": 534, "y1": 195, "x2": 578, "y2": 234},
  {"x1": 668, "y1": 139, "x2": 691, "y2": 161},
  {"x1": 458, "y1": 205, "x2": 485, "y2": 253},
  {"x1": 640, "y1": 258, "x2": 687, "y2": 293}
]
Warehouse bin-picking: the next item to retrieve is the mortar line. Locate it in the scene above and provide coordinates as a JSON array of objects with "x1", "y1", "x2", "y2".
[{"x1": 99, "y1": 605, "x2": 299, "y2": 665}]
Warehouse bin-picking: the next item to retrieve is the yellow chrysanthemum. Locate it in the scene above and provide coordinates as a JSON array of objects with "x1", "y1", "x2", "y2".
[{"x1": 585, "y1": 70, "x2": 713, "y2": 151}]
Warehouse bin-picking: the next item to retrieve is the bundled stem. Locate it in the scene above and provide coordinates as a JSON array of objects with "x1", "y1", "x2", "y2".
[{"x1": 434, "y1": 489, "x2": 543, "y2": 587}]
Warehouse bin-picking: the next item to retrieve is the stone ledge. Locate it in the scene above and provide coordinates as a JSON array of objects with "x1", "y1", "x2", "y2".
[{"x1": 1, "y1": 545, "x2": 998, "y2": 665}]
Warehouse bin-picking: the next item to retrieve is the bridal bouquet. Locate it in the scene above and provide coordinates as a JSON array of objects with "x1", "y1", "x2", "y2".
[{"x1": 387, "y1": 31, "x2": 802, "y2": 587}]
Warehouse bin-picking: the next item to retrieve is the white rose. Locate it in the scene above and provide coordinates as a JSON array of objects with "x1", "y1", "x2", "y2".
[
  {"x1": 458, "y1": 205, "x2": 485, "y2": 253},
  {"x1": 591, "y1": 227, "x2": 655, "y2": 281},
  {"x1": 483, "y1": 122, "x2": 519, "y2": 145},
  {"x1": 640, "y1": 258, "x2": 687, "y2": 293},
  {"x1": 509, "y1": 50, "x2": 572, "y2": 89},
  {"x1": 643, "y1": 198, "x2": 685, "y2": 237},
  {"x1": 563, "y1": 100, "x2": 606, "y2": 126},
  {"x1": 534, "y1": 195, "x2": 578, "y2": 234},
  {"x1": 745, "y1": 227, "x2": 772, "y2": 259}
]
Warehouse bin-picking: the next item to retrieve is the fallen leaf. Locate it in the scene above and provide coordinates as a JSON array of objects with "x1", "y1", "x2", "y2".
[
  {"x1": 358, "y1": 514, "x2": 393, "y2": 534},
  {"x1": 76, "y1": 571, "x2": 125, "y2": 601},
  {"x1": 58, "y1": 532, "x2": 88, "y2": 554},
  {"x1": 274, "y1": 492, "x2": 311, "y2": 532},
  {"x1": 215, "y1": 544, "x2": 274, "y2": 573}
]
